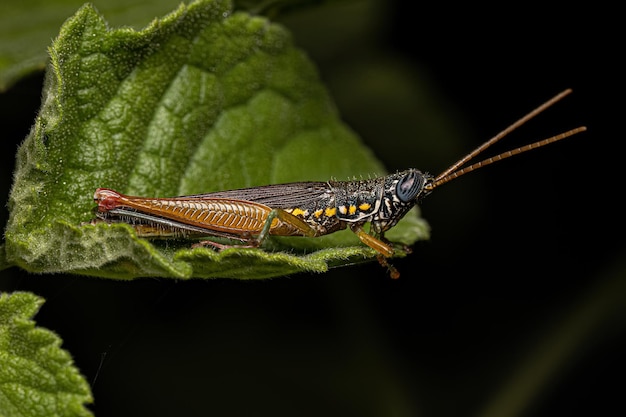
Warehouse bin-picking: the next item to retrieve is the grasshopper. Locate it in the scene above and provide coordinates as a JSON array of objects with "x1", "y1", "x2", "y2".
[{"x1": 94, "y1": 89, "x2": 585, "y2": 278}]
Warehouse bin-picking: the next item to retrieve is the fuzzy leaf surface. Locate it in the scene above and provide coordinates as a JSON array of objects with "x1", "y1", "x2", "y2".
[{"x1": 0, "y1": 292, "x2": 93, "y2": 417}]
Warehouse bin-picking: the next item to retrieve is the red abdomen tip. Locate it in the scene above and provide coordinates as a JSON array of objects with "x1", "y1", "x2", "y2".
[{"x1": 94, "y1": 188, "x2": 124, "y2": 211}]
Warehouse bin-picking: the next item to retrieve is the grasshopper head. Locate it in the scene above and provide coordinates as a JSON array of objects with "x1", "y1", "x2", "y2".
[{"x1": 371, "y1": 169, "x2": 433, "y2": 234}]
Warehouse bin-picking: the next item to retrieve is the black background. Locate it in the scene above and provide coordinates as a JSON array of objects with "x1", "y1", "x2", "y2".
[{"x1": 1, "y1": 1, "x2": 623, "y2": 416}]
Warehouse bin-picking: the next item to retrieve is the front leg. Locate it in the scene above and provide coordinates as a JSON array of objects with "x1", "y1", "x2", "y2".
[
  {"x1": 348, "y1": 223, "x2": 395, "y2": 257},
  {"x1": 348, "y1": 223, "x2": 404, "y2": 279}
]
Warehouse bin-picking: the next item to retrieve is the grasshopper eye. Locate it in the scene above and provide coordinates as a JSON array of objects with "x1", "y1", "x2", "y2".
[{"x1": 396, "y1": 171, "x2": 424, "y2": 202}]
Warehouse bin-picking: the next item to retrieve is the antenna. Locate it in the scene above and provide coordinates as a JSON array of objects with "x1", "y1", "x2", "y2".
[{"x1": 426, "y1": 89, "x2": 586, "y2": 190}]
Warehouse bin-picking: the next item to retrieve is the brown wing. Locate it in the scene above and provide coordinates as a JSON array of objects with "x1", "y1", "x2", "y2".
[{"x1": 183, "y1": 182, "x2": 333, "y2": 209}]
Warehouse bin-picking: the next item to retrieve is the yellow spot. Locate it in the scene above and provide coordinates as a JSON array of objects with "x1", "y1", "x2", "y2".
[
  {"x1": 314, "y1": 209, "x2": 323, "y2": 218},
  {"x1": 325, "y1": 207, "x2": 337, "y2": 217},
  {"x1": 338, "y1": 206, "x2": 347, "y2": 215},
  {"x1": 349, "y1": 205, "x2": 357, "y2": 215},
  {"x1": 291, "y1": 208, "x2": 306, "y2": 217},
  {"x1": 359, "y1": 203, "x2": 371, "y2": 211}
]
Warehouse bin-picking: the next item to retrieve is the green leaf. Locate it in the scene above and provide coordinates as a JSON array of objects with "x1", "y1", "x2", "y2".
[
  {"x1": 3, "y1": 0, "x2": 429, "y2": 279},
  {"x1": 0, "y1": 0, "x2": 192, "y2": 91},
  {"x1": 0, "y1": 292, "x2": 93, "y2": 417}
]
